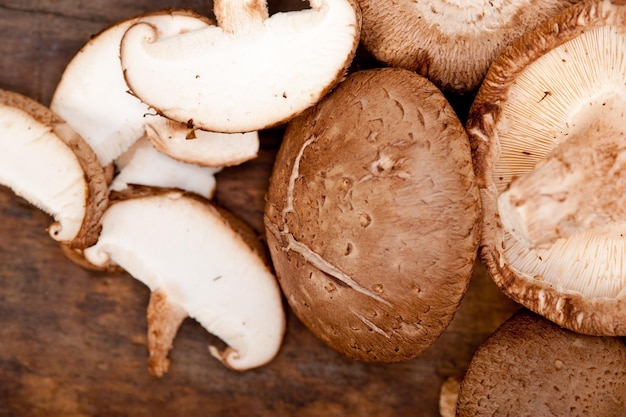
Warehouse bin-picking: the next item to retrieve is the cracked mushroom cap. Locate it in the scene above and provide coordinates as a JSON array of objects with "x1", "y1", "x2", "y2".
[
  {"x1": 468, "y1": 0, "x2": 626, "y2": 336},
  {"x1": 456, "y1": 309, "x2": 626, "y2": 416},
  {"x1": 119, "y1": 0, "x2": 361, "y2": 133},
  {"x1": 356, "y1": 0, "x2": 579, "y2": 93},
  {"x1": 51, "y1": 10, "x2": 258, "y2": 168},
  {"x1": 0, "y1": 89, "x2": 107, "y2": 248},
  {"x1": 264, "y1": 68, "x2": 481, "y2": 362},
  {"x1": 83, "y1": 188, "x2": 285, "y2": 374}
]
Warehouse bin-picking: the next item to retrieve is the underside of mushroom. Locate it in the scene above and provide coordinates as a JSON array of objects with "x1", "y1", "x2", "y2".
[{"x1": 468, "y1": 0, "x2": 626, "y2": 335}]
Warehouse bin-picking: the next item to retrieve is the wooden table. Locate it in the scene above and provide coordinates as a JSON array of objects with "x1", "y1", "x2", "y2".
[{"x1": 0, "y1": 2, "x2": 521, "y2": 415}]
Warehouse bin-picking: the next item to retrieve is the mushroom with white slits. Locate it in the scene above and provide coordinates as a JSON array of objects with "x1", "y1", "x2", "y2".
[
  {"x1": 468, "y1": 0, "x2": 626, "y2": 335},
  {"x1": 119, "y1": 0, "x2": 362, "y2": 133},
  {"x1": 0, "y1": 88, "x2": 108, "y2": 249},
  {"x1": 456, "y1": 309, "x2": 626, "y2": 416},
  {"x1": 50, "y1": 9, "x2": 259, "y2": 168},
  {"x1": 82, "y1": 188, "x2": 286, "y2": 376},
  {"x1": 356, "y1": 0, "x2": 580, "y2": 93}
]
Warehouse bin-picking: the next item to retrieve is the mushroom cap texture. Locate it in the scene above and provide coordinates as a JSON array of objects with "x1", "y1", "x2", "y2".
[
  {"x1": 264, "y1": 68, "x2": 481, "y2": 362},
  {"x1": 468, "y1": 0, "x2": 626, "y2": 336},
  {"x1": 0, "y1": 89, "x2": 107, "y2": 248},
  {"x1": 356, "y1": 0, "x2": 579, "y2": 93},
  {"x1": 456, "y1": 309, "x2": 626, "y2": 416}
]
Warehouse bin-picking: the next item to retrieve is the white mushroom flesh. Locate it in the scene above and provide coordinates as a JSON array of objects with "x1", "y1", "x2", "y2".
[
  {"x1": 110, "y1": 138, "x2": 221, "y2": 198},
  {"x1": 491, "y1": 25, "x2": 626, "y2": 299},
  {"x1": 50, "y1": 12, "x2": 212, "y2": 166},
  {"x1": 0, "y1": 104, "x2": 87, "y2": 242},
  {"x1": 83, "y1": 191, "x2": 285, "y2": 371},
  {"x1": 119, "y1": 0, "x2": 360, "y2": 132}
]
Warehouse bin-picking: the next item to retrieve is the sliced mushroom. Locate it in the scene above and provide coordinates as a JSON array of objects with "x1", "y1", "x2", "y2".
[
  {"x1": 82, "y1": 188, "x2": 285, "y2": 374},
  {"x1": 119, "y1": 0, "x2": 361, "y2": 133},
  {"x1": 51, "y1": 10, "x2": 258, "y2": 167},
  {"x1": 356, "y1": 0, "x2": 579, "y2": 93},
  {"x1": 111, "y1": 138, "x2": 221, "y2": 199},
  {"x1": 456, "y1": 309, "x2": 626, "y2": 416},
  {"x1": 0, "y1": 88, "x2": 107, "y2": 248},
  {"x1": 468, "y1": 0, "x2": 626, "y2": 335},
  {"x1": 264, "y1": 68, "x2": 481, "y2": 362}
]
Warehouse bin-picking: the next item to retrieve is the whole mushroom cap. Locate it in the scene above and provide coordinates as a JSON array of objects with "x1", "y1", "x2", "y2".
[
  {"x1": 456, "y1": 309, "x2": 626, "y2": 417},
  {"x1": 356, "y1": 0, "x2": 579, "y2": 93},
  {"x1": 468, "y1": 0, "x2": 626, "y2": 336},
  {"x1": 264, "y1": 67, "x2": 481, "y2": 362}
]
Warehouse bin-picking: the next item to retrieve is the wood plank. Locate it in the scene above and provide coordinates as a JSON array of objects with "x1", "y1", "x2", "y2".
[{"x1": 0, "y1": 2, "x2": 521, "y2": 416}]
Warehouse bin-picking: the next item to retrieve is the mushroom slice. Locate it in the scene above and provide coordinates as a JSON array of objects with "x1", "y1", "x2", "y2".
[
  {"x1": 0, "y1": 88, "x2": 107, "y2": 248},
  {"x1": 468, "y1": 0, "x2": 626, "y2": 335},
  {"x1": 456, "y1": 309, "x2": 626, "y2": 417},
  {"x1": 356, "y1": 0, "x2": 579, "y2": 93},
  {"x1": 82, "y1": 189, "x2": 285, "y2": 374},
  {"x1": 51, "y1": 9, "x2": 257, "y2": 168},
  {"x1": 146, "y1": 123, "x2": 259, "y2": 168},
  {"x1": 264, "y1": 68, "x2": 481, "y2": 362},
  {"x1": 119, "y1": 0, "x2": 361, "y2": 133},
  {"x1": 111, "y1": 138, "x2": 222, "y2": 199}
]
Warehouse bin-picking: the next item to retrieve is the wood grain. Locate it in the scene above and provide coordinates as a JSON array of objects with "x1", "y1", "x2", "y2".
[{"x1": 0, "y1": 2, "x2": 520, "y2": 416}]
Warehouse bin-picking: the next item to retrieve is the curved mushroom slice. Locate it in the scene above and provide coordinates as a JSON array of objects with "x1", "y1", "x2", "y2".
[
  {"x1": 356, "y1": 0, "x2": 579, "y2": 93},
  {"x1": 119, "y1": 0, "x2": 361, "y2": 133},
  {"x1": 456, "y1": 309, "x2": 626, "y2": 417},
  {"x1": 111, "y1": 138, "x2": 222, "y2": 199},
  {"x1": 0, "y1": 89, "x2": 107, "y2": 248},
  {"x1": 83, "y1": 189, "x2": 285, "y2": 374},
  {"x1": 468, "y1": 0, "x2": 626, "y2": 335},
  {"x1": 51, "y1": 10, "x2": 257, "y2": 168},
  {"x1": 146, "y1": 122, "x2": 259, "y2": 168}
]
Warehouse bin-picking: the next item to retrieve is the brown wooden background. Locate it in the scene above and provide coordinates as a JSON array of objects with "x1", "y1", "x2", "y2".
[{"x1": 0, "y1": 1, "x2": 520, "y2": 416}]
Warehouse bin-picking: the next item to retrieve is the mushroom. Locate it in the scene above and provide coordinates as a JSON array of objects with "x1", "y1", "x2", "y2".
[
  {"x1": 119, "y1": 0, "x2": 362, "y2": 133},
  {"x1": 50, "y1": 9, "x2": 259, "y2": 168},
  {"x1": 82, "y1": 188, "x2": 285, "y2": 375},
  {"x1": 468, "y1": 0, "x2": 626, "y2": 335},
  {"x1": 355, "y1": 0, "x2": 580, "y2": 93},
  {"x1": 456, "y1": 309, "x2": 626, "y2": 416},
  {"x1": 111, "y1": 137, "x2": 222, "y2": 199},
  {"x1": 264, "y1": 68, "x2": 481, "y2": 362},
  {"x1": 0, "y1": 88, "x2": 107, "y2": 248}
]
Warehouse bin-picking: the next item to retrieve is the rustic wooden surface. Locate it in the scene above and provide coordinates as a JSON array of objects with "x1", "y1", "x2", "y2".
[{"x1": 0, "y1": 2, "x2": 521, "y2": 416}]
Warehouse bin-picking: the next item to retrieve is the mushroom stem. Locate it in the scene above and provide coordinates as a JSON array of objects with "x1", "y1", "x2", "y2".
[
  {"x1": 499, "y1": 113, "x2": 626, "y2": 248},
  {"x1": 147, "y1": 288, "x2": 188, "y2": 377},
  {"x1": 214, "y1": 0, "x2": 269, "y2": 34}
]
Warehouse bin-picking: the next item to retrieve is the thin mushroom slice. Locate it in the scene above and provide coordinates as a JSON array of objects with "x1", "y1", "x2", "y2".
[
  {"x1": 83, "y1": 189, "x2": 286, "y2": 374},
  {"x1": 51, "y1": 9, "x2": 257, "y2": 168},
  {"x1": 468, "y1": 0, "x2": 626, "y2": 335},
  {"x1": 0, "y1": 89, "x2": 107, "y2": 248},
  {"x1": 146, "y1": 123, "x2": 259, "y2": 168},
  {"x1": 119, "y1": 0, "x2": 361, "y2": 133},
  {"x1": 356, "y1": 0, "x2": 579, "y2": 93},
  {"x1": 111, "y1": 137, "x2": 221, "y2": 199},
  {"x1": 456, "y1": 309, "x2": 626, "y2": 417}
]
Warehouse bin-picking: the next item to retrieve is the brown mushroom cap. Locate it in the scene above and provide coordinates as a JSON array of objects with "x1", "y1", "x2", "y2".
[
  {"x1": 264, "y1": 67, "x2": 481, "y2": 362},
  {"x1": 356, "y1": 0, "x2": 579, "y2": 93},
  {"x1": 456, "y1": 309, "x2": 626, "y2": 417},
  {"x1": 468, "y1": 0, "x2": 626, "y2": 336}
]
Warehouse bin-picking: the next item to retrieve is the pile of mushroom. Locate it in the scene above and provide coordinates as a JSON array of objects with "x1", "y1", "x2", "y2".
[{"x1": 0, "y1": 0, "x2": 625, "y2": 412}]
